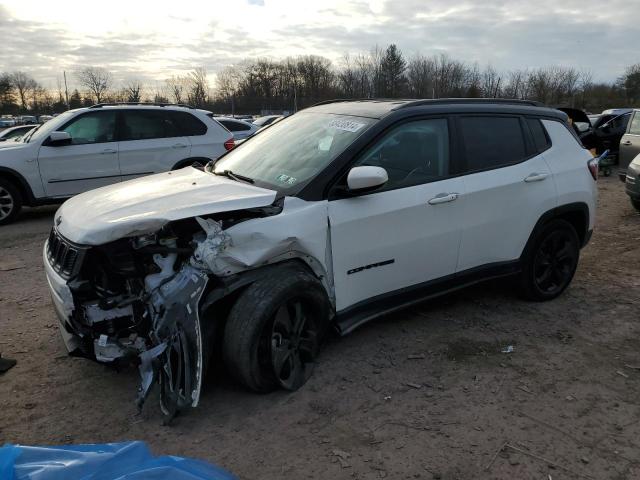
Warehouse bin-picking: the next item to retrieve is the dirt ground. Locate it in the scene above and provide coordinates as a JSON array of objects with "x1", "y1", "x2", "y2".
[{"x1": 1, "y1": 173, "x2": 639, "y2": 479}]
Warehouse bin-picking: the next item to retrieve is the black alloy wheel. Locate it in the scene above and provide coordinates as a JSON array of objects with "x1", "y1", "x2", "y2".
[
  {"x1": 266, "y1": 298, "x2": 319, "y2": 391},
  {"x1": 532, "y1": 228, "x2": 578, "y2": 296}
]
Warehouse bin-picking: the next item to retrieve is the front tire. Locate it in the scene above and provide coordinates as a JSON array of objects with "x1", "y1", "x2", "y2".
[
  {"x1": 519, "y1": 219, "x2": 580, "y2": 301},
  {"x1": 223, "y1": 266, "x2": 330, "y2": 393},
  {"x1": 0, "y1": 179, "x2": 22, "y2": 226}
]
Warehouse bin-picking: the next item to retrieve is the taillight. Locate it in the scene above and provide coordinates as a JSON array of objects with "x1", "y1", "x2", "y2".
[
  {"x1": 588, "y1": 158, "x2": 598, "y2": 181},
  {"x1": 224, "y1": 138, "x2": 235, "y2": 151}
]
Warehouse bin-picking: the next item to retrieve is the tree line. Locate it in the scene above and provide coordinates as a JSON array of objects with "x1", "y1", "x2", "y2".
[{"x1": 2, "y1": 44, "x2": 640, "y2": 116}]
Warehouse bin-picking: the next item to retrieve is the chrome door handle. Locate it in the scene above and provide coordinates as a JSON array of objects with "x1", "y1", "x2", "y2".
[
  {"x1": 622, "y1": 140, "x2": 632, "y2": 146},
  {"x1": 524, "y1": 173, "x2": 548, "y2": 182},
  {"x1": 428, "y1": 193, "x2": 459, "y2": 205},
  {"x1": 100, "y1": 148, "x2": 117, "y2": 155},
  {"x1": 172, "y1": 143, "x2": 188, "y2": 149}
]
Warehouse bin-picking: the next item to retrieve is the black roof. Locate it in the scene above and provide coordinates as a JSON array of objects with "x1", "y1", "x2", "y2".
[{"x1": 306, "y1": 98, "x2": 565, "y2": 120}]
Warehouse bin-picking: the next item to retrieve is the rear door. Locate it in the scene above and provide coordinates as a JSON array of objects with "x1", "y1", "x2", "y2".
[
  {"x1": 38, "y1": 110, "x2": 119, "y2": 197},
  {"x1": 619, "y1": 111, "x2": 640, "y2": 172},
  {"x1": 117, "y1": 109, "x2": 191, "y2": 179},
  {"x1": 456, "y1": 115, "x2": 557, "y2": 271}
]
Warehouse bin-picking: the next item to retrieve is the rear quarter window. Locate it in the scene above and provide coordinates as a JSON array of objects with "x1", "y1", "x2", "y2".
[
  {"x1": 169, "y1": 111, "x2": 208, "y2": 136},
  {"x1": 526, "y1": 117, "x2": 551, "y2": 153}
]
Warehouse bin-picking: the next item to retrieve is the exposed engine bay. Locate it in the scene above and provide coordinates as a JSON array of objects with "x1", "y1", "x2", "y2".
[{"x1": 49, "y1": 206, "x2": 286, "y2": 420}]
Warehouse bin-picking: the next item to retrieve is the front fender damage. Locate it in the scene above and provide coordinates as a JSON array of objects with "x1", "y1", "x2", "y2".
[{"x1": 61, "y1": 197, "x2": 332, "y2": 419}]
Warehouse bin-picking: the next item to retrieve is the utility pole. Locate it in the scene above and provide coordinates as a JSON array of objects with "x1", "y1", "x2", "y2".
[{"x1": 63, "y1": 71, "x2": 70, "y2": 110}]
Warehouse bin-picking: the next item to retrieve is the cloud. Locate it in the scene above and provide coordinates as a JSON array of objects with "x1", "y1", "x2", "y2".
[{"x1": 1, "y1": 0, "x2": 639, "y2": 89}]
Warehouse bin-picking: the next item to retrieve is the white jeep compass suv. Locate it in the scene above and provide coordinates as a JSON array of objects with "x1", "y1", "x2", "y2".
[
  {"x1": 0, "y1": 103, "x2": 233, "y2": 224},
  {"x1": 43, "y1": 99, "x2": 598, "y2": 417}
]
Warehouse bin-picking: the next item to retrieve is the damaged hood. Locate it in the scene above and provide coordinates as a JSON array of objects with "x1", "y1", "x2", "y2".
[{"x1": 56, "y1": 167, "x2": 277, "y2": 245}]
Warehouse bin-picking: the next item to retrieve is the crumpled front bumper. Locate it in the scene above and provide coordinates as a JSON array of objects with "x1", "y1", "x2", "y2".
[{"x1": 42, "y1": 242, "x2": 83, "y2": 353}]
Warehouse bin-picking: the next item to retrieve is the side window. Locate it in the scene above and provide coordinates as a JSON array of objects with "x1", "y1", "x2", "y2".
[
  {"x1": 61, "y1": 111, "x2": 116, "y2": 145},
  {"x1": 222, "y1": 120, "x2": 251, "y2": 132},
  {"x1": 612, "y1": 113, "x2": 631, "y2": 131},
  {"x1": 629, "y1": 112, "x2": 640, "y2": 135},
  {"x1": 169, "y1": 111, "x2": 207, "y2": 136},
  {"x1": 121, "y1": 110, "x2": 177, "y2": 141},
  {"x1": 220, "y1": 120, "x2": 241, "y2": 131},
  {"x1": 526, "y1": 117, "x2": 551, "y2": 153},
  {"x1": 354, "y1": 118, "x2": 450, "y2": 191},
  {"x1": 460, "y1": 116, "x2": 527, "y2": 171}
]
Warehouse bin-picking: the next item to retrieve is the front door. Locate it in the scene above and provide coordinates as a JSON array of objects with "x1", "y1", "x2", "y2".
[
  {"x1": 38, "y1": 110, "x2": 119, "y2": 197},
  {"x1": 328, "y1": 118, "x2": 465, "y2": 312},
  {"x1": 619, "y1": 111, "x2": 640, "y2": 173}
]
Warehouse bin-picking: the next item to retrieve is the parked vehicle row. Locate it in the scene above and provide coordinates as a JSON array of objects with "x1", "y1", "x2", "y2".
[
  {"x1": 41, "y1": 98, "x2": 597, "y2": 416},
  {"x1": 0, "y1": 124, "x2": 37, "y2": 142},
  {"x1": 0, "y1": 114, "x2": 54, "y2": 127}
]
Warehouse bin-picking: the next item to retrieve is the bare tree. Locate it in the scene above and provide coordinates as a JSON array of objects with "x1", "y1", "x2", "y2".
[
  {"x1": 10, "y1": 71, "x2": 37, "y2": 110},
  {"x1": 216, "y1": 66, "x2": 242, "y2": 113},
  {"x1": 76, "y1": 67, "x2": 112, "y2": 104},
  {"x1": 187, "y1": 68, "x2": 209, "y2": 107},
  {"x1": 165, "y1": 75, "x2": 188, "y2": 104}
]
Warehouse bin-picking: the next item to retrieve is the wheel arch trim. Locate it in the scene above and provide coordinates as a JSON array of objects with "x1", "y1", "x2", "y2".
[
  {"x1": 0, "y1": 166, "x2": 36, "y2": 205},
  {"x1": 520, "y1": 202, "x2": 590, "y2": 261}
]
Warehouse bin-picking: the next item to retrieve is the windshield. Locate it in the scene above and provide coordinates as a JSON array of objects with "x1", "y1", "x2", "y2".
[
  {"x1": 211, "y1": 112, "x2": 375, "y2": 193},
  {"x1": 22, "y1": 110, "x2": 75, "y2": 143}
]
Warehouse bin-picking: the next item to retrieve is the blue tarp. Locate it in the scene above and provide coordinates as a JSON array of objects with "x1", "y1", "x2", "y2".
[{"x1": 0, "y1": 441, "x2": 236, "y2": 480}]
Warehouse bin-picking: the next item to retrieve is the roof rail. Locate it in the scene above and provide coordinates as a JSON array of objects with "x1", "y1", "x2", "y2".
[
  {"x1": 88, "y1": 102, "x2": 196, "y2": 109},
  {"x1": 394, "y1": 98, "x2": 543, "y2": 109},
  {"x1": 310, "y1": 99, "x2": 359, "y2": 107}
]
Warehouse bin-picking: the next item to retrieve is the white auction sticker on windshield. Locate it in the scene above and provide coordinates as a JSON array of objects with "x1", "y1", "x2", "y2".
[{"x1": 327, "y1": 119, "x2": 365, "y2": 132}]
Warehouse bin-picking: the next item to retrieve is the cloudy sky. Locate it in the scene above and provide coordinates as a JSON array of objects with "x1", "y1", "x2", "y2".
[{"x1": 2, "y1": 0, "x2": 639, "y2": 89}]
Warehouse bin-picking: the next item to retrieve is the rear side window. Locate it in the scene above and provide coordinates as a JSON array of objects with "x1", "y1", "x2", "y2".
[
  {"x1": 526, "y1": 118, "x2": 551, "y2": 153},
  {"x1": 459, "y1": 116, "x2": 527, "y2": 171},
  {"x1": 120, "y1": 110, "x2": 178, "y2": 141},
  {"x1": 628, "y1": 112, "x2": 640, "y2": 135},
  {"x1": 169, "y1": 111, "x2": 207, "y2": 136},
  {"x1": 220, "y1": 120, "x2": 251, "y2": 132}
]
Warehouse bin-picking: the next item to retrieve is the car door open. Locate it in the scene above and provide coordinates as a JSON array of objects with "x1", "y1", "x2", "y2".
[{"x1": 328, "y1": 118, "x2": 465, "y2": 318}]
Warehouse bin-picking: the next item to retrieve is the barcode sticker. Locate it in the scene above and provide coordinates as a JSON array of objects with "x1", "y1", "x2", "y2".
[{"x1": 327, "y1": 119, "x2": 365, "y2": 132}]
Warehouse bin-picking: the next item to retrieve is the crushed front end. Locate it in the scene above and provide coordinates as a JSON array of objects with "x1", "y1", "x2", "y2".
[{"x1": 43, "y1": 218, "x2": 229, "y2": 418}]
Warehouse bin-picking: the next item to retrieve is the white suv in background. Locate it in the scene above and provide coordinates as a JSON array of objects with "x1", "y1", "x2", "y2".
[
  {"x1": 44, "y1": 99, "x2": 598, "y2": 417},
  {"x1": 0, "y1": 103, "x2": 233, "y2": 224}
]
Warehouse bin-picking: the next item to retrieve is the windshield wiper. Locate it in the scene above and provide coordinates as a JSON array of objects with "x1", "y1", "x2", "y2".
[
  {"x1": 213, "y1": 169, "x2": 254, "y2": 184},
  {"x1": 23, "y1": 124, "x2": 42, "y2": 143}
]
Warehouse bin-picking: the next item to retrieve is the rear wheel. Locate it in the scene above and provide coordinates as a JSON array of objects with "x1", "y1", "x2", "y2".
[
  {"x1": 631, "y1": 198, "x2": 640, "y2": 212},
  {"x1": 0, "y1": 179, "x2": 22, "y2": 226},
  {"x1": 519, "y1": 219, "x2": 580, "y2": 301},
  {"x1": 223, "y1": 267, "x2": 330, "y2": 393}
]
